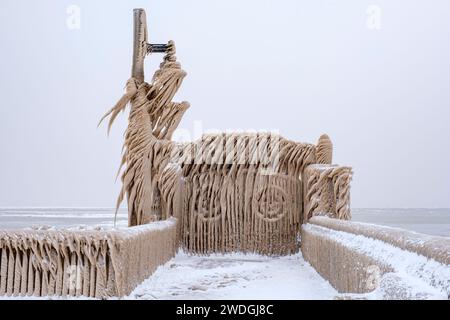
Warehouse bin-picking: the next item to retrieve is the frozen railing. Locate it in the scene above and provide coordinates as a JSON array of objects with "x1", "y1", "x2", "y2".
[
  {"x1": 0, "y1": 218, "x2": 178, "y2": 298},
  {"x1": 301, "y1": 217, "x2": 450, "y2": 299}
]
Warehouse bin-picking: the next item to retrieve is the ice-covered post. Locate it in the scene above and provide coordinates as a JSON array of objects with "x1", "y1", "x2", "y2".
[{"x1": 131, "y1": 9, "x2": 147, "y2": 82}]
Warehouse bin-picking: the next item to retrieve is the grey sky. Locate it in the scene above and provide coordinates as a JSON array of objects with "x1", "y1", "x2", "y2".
[{"x1": 0, "y1": 0, "x2": 449, "y2": 208}]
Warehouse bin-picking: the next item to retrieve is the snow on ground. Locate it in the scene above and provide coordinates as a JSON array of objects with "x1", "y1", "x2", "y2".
[{"x1": 127, "y1": 251, "x2": 338, "y2": 300}]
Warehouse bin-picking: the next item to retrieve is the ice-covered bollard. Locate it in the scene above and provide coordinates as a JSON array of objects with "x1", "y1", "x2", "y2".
[{"x1": 302, "y1": 164, "x2": 353, "y2": 221}]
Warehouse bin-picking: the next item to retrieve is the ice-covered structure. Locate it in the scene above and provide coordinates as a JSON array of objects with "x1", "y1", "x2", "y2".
[{"x1": 0, "y1": 9, "x2": 448, "y2": 299}]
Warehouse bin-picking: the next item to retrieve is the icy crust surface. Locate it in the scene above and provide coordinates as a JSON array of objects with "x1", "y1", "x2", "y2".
[
  {"x1": 303, "y1": 224, "x2": 450, "y2": 299},
  {"x1": 110, "y1": 217, "x2": 177, "y2": 237}
]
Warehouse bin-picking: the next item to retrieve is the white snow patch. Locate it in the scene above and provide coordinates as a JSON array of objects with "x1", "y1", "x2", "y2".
[{"x1": 126, "y1": 251, "x2": 338, "y2": 300}]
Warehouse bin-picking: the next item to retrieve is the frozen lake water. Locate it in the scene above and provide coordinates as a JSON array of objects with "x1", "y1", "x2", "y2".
[
  {"x1": 0, "y1": 208, "x2": 129, "y2": 230},
  {"x1": 0, "y1": 208, "x2": 449, "y2": 237},
  {"x1": 352, "y1": 208, "x2": 450, "y2": 237}
]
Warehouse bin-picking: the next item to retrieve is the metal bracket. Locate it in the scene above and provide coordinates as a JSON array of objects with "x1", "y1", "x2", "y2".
[{"x1": 147, "y1": 43, "x2": 169, "y2": 54}]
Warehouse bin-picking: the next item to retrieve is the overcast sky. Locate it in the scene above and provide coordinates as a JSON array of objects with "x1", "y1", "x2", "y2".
[{"x1": 0, "y1": 0, "x2": 449, "y2": 208}]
